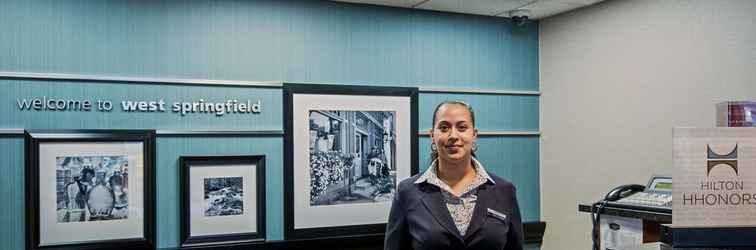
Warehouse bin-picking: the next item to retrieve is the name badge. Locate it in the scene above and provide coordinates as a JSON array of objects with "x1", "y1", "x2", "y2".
[{"x1": 487, "y1": 208, "x2": 507, "y2": 221}]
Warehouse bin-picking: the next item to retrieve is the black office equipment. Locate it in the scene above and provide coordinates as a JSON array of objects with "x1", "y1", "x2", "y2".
[
  {"x1": 592, "y1": 176, "x2": 672, "y2": 250},
  {"x1": 604, "y1": 176, "x2": 672, "y2": 213},
  {"x1": 661, "y1": 224, "x2": 756, "y2": 248}
]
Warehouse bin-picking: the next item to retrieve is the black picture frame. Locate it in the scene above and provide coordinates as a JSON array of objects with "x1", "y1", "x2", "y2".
[
  {"x1": 25, "y1": 129, "x2": 156, "y2": 250},
  {"x1": 283, "y1": 83, "x2": 419, "y2": 240},
  {"x1": 179, "y1": 155, "x2": 267, "y2": 247}
]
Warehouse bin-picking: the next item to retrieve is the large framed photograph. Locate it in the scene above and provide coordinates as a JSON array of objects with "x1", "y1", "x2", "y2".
[
  {"x1": 179, "y1": 155, "x2": 266, "y2": 247},
  {"x1": 25, "y1": 130, "x2": 155, "y2": 250},
  {"x1": 283, "y1": 83, "x2": 418, "y2": 240}
]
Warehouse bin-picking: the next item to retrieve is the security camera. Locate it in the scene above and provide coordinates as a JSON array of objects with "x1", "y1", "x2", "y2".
[
  {"x1": 511, "y1": 15, "x2": 528, "y2": 26},
  {"x1": 509, "y1": 9, "x2": 531, "y2": 26}
]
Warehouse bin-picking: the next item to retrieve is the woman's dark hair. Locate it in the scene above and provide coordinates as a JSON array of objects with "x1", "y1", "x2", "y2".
[{"x1": 430, "y1": 100, "x2": 477, "y2": 162}]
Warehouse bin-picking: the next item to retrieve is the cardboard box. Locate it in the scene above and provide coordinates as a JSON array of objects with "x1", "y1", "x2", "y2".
[{"x1": 717, "y1": 101, "x2": 756, "y2": 127}]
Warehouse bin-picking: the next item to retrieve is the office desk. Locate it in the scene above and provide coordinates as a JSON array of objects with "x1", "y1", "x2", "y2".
[
  {"x1": 616, "y1": 243, "x2": 665, "y2": 250},
  {"x1": 578, "y1": 203, "x2": 671, "y2": 223},
  {"x1": 617, "y1": 242, "x2": 745, "y2": 250},
  {"x1": 579, "y1": 203, "x2": 671, "y2": 248},
  {"x1": 581, "y1": 205, "x2": 756, "y2": 249}
]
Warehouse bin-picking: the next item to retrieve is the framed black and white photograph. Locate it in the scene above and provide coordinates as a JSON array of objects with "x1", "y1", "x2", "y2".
[
  {"x1": 284, "y1": 83, "x2": 418, "y2": 240},
  {"x1": 180, "y1": 155, "x2": 266, "y2": 247},
  {"x1": 25, "y1": 130, "x2": 155, "y2": 250}
]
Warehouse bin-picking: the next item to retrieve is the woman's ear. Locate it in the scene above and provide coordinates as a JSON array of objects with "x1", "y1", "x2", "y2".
[{"x1": 473, "y1": 128, "x2": 479, "y2": 138}]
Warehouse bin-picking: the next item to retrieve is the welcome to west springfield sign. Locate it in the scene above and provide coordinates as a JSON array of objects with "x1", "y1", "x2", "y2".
[{"x1": 673, "y1": 127, "x2": 756, "y2": 228}]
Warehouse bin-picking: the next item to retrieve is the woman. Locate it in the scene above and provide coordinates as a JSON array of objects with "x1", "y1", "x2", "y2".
[{"x1": 385, "y1": 101, "x2": 524, "y2": 250}]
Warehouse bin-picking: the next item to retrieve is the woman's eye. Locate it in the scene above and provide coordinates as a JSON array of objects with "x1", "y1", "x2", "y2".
[{"x1": 458, "y1": 126, "x2": 467, "y2": 131}]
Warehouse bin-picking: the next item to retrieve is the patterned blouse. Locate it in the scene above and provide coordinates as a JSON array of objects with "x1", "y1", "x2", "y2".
[{"x1": 414, "y1": 158, "x2": 494, "y2": 236}]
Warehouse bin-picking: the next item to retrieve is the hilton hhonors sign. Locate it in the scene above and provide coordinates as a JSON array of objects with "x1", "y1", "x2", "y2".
[{"x1": 673, "y1": 127, "x2": 756, "y2": 228}]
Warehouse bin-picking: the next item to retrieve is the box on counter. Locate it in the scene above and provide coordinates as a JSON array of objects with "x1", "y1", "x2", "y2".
[{"x1": 717, "y1": 101, "x2": 756, "y2": 127}]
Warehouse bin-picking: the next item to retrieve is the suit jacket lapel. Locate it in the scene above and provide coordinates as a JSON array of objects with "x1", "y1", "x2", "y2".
[
  {"x1": 464, "y1": 183, "x2": 496, "y2": 240},
  {"x1": 420, "y1": 185, "x2": 464, "y2": 243}
]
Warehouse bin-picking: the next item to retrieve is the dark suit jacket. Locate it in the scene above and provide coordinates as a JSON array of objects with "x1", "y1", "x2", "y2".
[{"x1": 384, "y1": 173, "x2": 524, "y2": 250}]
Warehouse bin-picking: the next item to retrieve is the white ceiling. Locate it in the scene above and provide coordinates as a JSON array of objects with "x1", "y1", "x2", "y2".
[{"x1": 332, "y1": 0, "x2": 605, "y2": 20}]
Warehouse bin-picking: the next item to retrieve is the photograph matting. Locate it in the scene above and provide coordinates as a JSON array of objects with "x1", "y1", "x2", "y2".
[
  {"x1": 38, "y1": 141, "x2": 144, "y2": 246},
  {"x1": 180, "y1": 155, "x2": 266, "y2": 247},
  {"x1": 292, "y1": 94, "x2": 412, "y2": 229},
  {"x1": 189, "y1": 164, "x2": 258, "y2": 237}
]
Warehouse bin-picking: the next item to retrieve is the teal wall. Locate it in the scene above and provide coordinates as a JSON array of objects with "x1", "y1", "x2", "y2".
[
  {"x1": 0, "y1": 0, "x2": 538, "y2": 89},
  {"x1": 156, "y1": 137, "x2": 284, "y2": 247},
  {"x1": 0, "y1": 0, "x2": 539, "y2": 249}
]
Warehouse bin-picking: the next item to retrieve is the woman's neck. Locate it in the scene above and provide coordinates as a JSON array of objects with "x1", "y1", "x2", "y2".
[{"x1": 436, "y1": 157, "x2": 475, "y2": 191}]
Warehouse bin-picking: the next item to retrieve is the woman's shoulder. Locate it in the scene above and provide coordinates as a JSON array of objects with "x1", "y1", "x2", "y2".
[
  {"x1": 396, "y1": 173, "x2": 422, "y2": 191},
  {"x1": 486, "y1": 173, "x2": 517, "y2": 192}
]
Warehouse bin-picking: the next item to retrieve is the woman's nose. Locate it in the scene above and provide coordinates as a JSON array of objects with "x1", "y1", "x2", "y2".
[{"x1": 448, "y1": 128, "x2": 460, "y2": 139}]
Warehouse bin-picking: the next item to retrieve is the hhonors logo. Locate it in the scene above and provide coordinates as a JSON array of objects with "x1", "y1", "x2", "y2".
[
  {"x1": 706, "y1": 144, "x2": 738, "y2": 176},
  {"x1": 674, "y1": 128, "x2": 756, "y2": 228},
  {"x1": 682, "y1": 142, "x2": 753, "y2": 207}
]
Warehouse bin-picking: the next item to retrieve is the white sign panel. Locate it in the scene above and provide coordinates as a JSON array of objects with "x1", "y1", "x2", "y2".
[{"x1": 673, "y1": 128, "x2": 756, "y2": 228}]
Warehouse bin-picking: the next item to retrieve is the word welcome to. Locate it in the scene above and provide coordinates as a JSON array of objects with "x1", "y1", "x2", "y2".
[{"x1": 16, "y1": 97, "x2": 262, "y2": 116}]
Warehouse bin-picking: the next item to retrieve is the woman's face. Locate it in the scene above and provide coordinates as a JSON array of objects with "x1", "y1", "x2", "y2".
[{"x1": 431, "y1": 104, "x2": 478, "y2": 164}]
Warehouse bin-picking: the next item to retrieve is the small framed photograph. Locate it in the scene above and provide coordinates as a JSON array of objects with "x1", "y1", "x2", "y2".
[
  {"x1": 25, "y1": 130, "x2": 156, "y2": 250},
  {"x1": 283, "y1": 83, "x2": 419, "y2": 240},
  {"x1": 179, "y1": 155, "x2": 266, "y2": 247}
]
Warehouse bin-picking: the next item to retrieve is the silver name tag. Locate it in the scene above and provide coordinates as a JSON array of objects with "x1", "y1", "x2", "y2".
[{"x1": 487, "y1": 208, "x2": 507, "y2": 221}]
